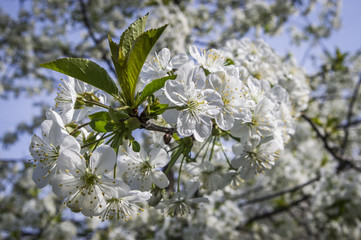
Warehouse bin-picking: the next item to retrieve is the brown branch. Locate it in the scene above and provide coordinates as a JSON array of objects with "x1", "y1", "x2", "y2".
[
  {"x1": 140, "y1": 121, "x2": 177, "y2": 134},
  {"x1": 241, "y1": 195, "x2": 310, "y2": 227},
  {"x1": 301, "y1": 114, "x2": 361, "y2": 172},
  {"x1": 341, "y1": 73, "x2": 361, "y2": 153},
  {"x1": 238, "y1": 175, "x2": 320, "y2": 207},
  {"x1": 336, "y1": 119, "x2": 361, "y2": 129},
  {"x1": 78, "y1": 0, "x2": 116, "y2": 76}
]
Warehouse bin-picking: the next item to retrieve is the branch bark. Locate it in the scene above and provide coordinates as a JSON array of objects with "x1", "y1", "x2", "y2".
[{"x1": 79, "y1": 0, "x2": 116, "y2": 76}]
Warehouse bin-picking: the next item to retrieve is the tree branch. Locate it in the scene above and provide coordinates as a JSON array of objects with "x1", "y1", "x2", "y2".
[
  {"x1": 78, "y1": 0, "x2": 116, "y2": 76},
  {"x1": 302, "y1": 114, "x2": 361, "y2": 172},
  {"x1": 140, "y1": 121, "x2": 177, "y2": 134},
  {"x1": 241, "y1": 195, "x2": 310, "y2": 227},
  {"x1": 341, "y1": 73, "x2": 361, "y2": 153},
  {"x1": 238, "y1": 175, "x2": 320, "y2": 207}
]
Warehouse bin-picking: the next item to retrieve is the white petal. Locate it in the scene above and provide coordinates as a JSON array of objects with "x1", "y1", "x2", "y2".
[
  {"x1": 230, "y1": 121, "x2": 251, "y2": 140},
  {"x1": 216, "y1": 112, "x2": 234, "y2": 131},
  {"x1": 203, "y1": 89, "x2": 223, "y2": 116},
  {"x1": 32, "y1": 163, "x2": 55, "y2": 188},
  {"x1": 126, "y1": 190, "x2": 152, "y2": 202},
  {"x1": 185, "y1": 180, "x2": 200, "y2": 198},
  {"x1": 193, "y1": 116, "x2": 212, "y2": 142},
  {"x1": 177, "y1": 111, "x2": 196, "y2": 136},
  {"x1": 231, "y1": 156, "x2": 242, "y2": 169},
  {"x1": 129, "y1": 174, "x2": 152, "y2": 191},
  {"x1": 73, "y1": 109, "x2": 89, "y2": 123},
  {"x1": 101, "y1": 175, "x2": 131, "y2": 198},
  {"x1": 59, "y1": 135, "x2": 81, "y2": 153},
  {"x1": 52, "y1": 173, "x2": 81, "y2": 198},
  {"x1": 164, "y1": 80, "x2": 187, "y2": 106},
  {"x1": 176, "y1": 61, "x2": 195, "y2": 86},
  {"x1": 90, "y1": 145, "x2": 116, "y2": 175},
  {"x1": 45, "y1": 109, "x2": 65, "y2": 128},
  {"x1": 188, "y1": 67, "x2": 206, "y2": 90},
  {"x1": 151, "y1": 170, "x2": 169, "y2": 189},
  {"x1": 48, "y1": 121, "x2": 68, "y2": 147},
  {"x1": 40, "y1": 120, "x2": 52, "y2": 142},
  {"x1": 149, "y1": 148, "x2": 170, "y2": 167},
  {"x1": 57, "y1": 149, "x2": 85, "y2": 176},
  {"x1": 171, "y1": 53, "x2": 188, "y2": 68}
]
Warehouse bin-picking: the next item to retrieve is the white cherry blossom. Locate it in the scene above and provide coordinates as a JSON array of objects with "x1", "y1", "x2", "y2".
[
  {"x1": 231, "y1": 136, "x2": 281, "y2": 179},
  {"x1": 207, "y1": 70, "x2": 251, "y2": 130},
  {"x1": 29, "y1": 119, "x2": 80, "y2": 188},
  {"x1": 158, "y1": 180, "x2": 209, "y2": 217},
  {"x1": 164, "y1": 62, "x2": 223, "y2": 142},
  {"x1": 101, "y1": 186, "x2": 151, "y2": 221},
  {"x1": 118, "y1": 148, "x2": 170, "y2": 191},
  {"x1": 189, "y1": 45, "x2": 227, "y2": 73},
  {"x1": 52, "y1": 145, "x2": 128, "y2": 216},
  {"x1": 140, "y1": 48, "x2": 188, "y2": 83}
]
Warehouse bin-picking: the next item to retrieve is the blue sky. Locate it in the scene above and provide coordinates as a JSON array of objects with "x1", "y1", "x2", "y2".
[{"x1": 0, "y1": 0, "x2": 360, "y2": 160}]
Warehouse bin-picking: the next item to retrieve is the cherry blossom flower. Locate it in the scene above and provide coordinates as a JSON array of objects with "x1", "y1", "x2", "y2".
[
  {"x1": 158, "y1": 180, "x2": 209, "y2": 217},
  {"x1": 189, "y1": 45, "x2": 227, "y2": 72},
  {"x1": 101, "y1": 186, "x2": 151, "y2": 221},
  {"x1": 231, "y1": 136, "x2": 281, "y2": 179},
  {"x1": 164, "y1": 62, "x2": 223, "y2": 142},
  {"x1": 140, "y1": 48, "x2": 188, "y2": 83},
  {"x1": 52, "y1": 145, "x2": 128, "y2": 216},
  {"x1": 118, "y1": 148, "x2": 170, "y2": 191},
  {"x1": 29, "y1": 119, "x2": 80, "y2": 188},
  {"x1": 207, "y1": 70, "x2": 251, "y2": 130}
]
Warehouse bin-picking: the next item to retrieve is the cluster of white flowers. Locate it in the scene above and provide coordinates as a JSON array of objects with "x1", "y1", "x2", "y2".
[
  {"x1": 222, "y1": 38, "x2": 310, "y2": 113},
  {"x1": 29, "y1": 37, "x2": 309, "y2": 221}
]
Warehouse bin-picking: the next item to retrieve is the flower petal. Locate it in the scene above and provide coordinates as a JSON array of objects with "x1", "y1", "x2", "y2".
[
  {"x1": 177, "y1": 111, "x2": 196, "y2": 136},
  {"x1": 151, "y1": 170, "x2": 169, "y2": 189},
  {"x1": 90, "y1": 145, "x2": 116, "y2": 175},
  {"x1": 32, "y1": 163, "x2": 55, "y2": 188},
  {"x1": 149, "y1": 148, "x2": 170, "y2": 167},
  {"x1": 59, "y1": 135, "x2": 81, "y2": 153}
]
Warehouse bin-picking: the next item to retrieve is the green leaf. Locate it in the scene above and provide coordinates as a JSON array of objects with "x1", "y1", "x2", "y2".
[
  {"x1": 119, "y1": 13, "x2": 149, "y2": 57},
  {"x1": 131, "y1": 140, "x2": 141, "y2": 152},
  {"x1": 108, "y1": 35, "x2": 124, "y2": 66},
  {"x1": 41, "y1": 58, "x2": 119, "y2": 97},
  {"x1": 108, "y1": 107, "x2": 129, "y2": 122},
  {"x1": 89, "y1": 111, "x2": 111, "y2": 133},
  {"x1": 150, "y1": 103, "x2": 169, "y2": 116},
  {"x1": 88, "y1": 111, "x2": 111, "y2": 121},
  {"x1": 90, "y1": 120, "x2": 109, "y2": 133},
  {"x1": 136, "y1": 75, "x2": 176, "y2": 106},
  {"x1": 120, "y1": 24, "x2": 168, "y2": 106},
  {"x1": 124, "y1": 117, "x2": 141, "y2": 132}
]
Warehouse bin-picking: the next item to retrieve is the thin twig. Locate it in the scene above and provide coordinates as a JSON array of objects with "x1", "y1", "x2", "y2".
[
  {"x1": 242, "y1": 195, "x2": 310, "y2": 226},
  {"x1": 140, "y1": 122, "x2": 177, "y2": 134},
  {"x1": 238, "y1": 175, "x2": 320, "y2": 207},
  {"x1": 302, "y1": 114, "x2": 361, "y2": 172},
  {"x1": 341, "y1": 73, "x2": 361, "y2": 153},
  {"x1": 78, "y1": 0, "x2": 116, "y2": 76}
]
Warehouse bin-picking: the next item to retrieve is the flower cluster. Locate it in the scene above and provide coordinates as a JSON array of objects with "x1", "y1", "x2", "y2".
[{"x1": 29, "y1": 16, "x2": 309, "y2": 221}]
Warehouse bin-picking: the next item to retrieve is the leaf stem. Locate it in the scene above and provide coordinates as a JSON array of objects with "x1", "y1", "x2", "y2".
[
  {"x1": 177, "y1": 156, "x2": 185, "y2": 191},
  {"x1": 81, "y1": 132, "x2": 115, "y2": 149},
  {"x1": 70, "y1": 122, "x2": 90, "y2": 135},
  {"x1": 83, "y1": 100, "x2": 110, "y2": 110}
]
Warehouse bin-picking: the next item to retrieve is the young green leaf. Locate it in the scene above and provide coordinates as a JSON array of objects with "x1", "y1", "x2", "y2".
[
  {"x1": 119, "y1": 13, "x2": 149, "y2": 57},
  {"x1": 131, "y1": 140, "x2": 141, "y2": 152},
  {"x1": 121, "y1": 24, "x2": 168, "y2": 106},
  {"x1": 41, "y1": 58, "x2": 119, "y2": 97},
  {"x1": 135, "y1": 75, "x2": 176, "y2": 106},
  {"x1": 89, "y1": 111, "x2": 111, "y2": 133}
]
